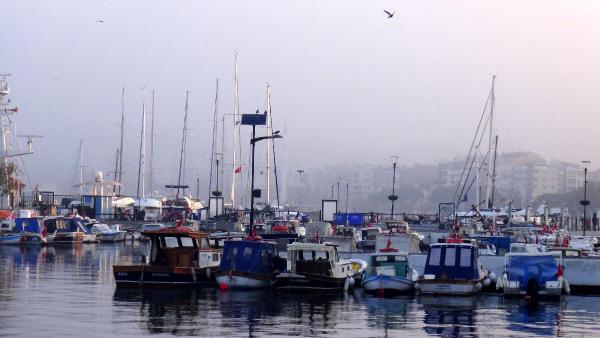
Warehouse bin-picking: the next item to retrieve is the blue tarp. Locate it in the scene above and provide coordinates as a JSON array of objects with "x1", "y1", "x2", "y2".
[
  {"x1": 333, "y1": 213, "x2": 364, "y2": 226},
  {"x1": 423, "y1": 244, "x2": 481, "y2": 280},
  {"x1": 507, "y1": 255, "x2": 558, "y2": 290}
]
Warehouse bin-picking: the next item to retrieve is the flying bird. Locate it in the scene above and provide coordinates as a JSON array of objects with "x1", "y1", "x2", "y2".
[
  {"x1": 97, "y1": 20, "x2": 104, "y2": 23},
  {"x1": 383, "y1": 10, "x2": 395, "y2": 18}
]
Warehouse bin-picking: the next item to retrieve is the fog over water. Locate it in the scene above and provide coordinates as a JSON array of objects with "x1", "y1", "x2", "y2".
[{"x1": 2, "y1": 0, "x2": 600, "y2": 197}]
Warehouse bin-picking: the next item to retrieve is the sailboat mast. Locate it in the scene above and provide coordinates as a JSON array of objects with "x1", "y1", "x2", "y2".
[
  {"x1": 118, "y1": 87, "x2": 125, "y2": 195},
  {"x1": 485, "y1": 75, "x2": 496, "y2": 208},
  {"x1": 149, "y1": 91, "x2": 155, "y2": 196},
  {"x1": 230, "y1": 51, "x2": 240, "y2": 207},
  {"x1": 176, "y1": 91, "x2": 190, "y2": 198},
  {"x1": 136, "y1": 89, "x2": 146, "y2": 200},
  {"x1": 265, "y1": 84, "x2": 271, "y2": 205},
  {"x1": 79, "y1": 139, "x2": 84, "y2": 195},
  {"x1": 208, "y1": 79, "x2": 219, "y2": 202}
]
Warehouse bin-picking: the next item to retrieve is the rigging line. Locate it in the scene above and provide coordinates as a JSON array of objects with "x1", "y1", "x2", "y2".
[
  {"x1": 457, "y1": 149, "x2": 491, "y2": 208},
  {"x1": 456, "y1": 102, "x2": 495, "y2": 204},
  {"x1": 453, "y1": 88, "x2": 493, "y2": 202},
  {"x1": 18, "y1": 156, "x2": 31, "y2": 188}
]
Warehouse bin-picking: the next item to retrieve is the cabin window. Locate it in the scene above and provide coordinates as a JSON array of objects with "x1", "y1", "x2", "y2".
[
  {"x1": 315, "y1": 251, "x2": 329, "y2": 261},
  {"x1": 459, "y1": 248, "x2": 472, "y2": 267},
  {"x1": 375, "y1": 256, "x2": 388, "y2": 262},
  {"x1": 565, "y1": 250, "x2": 578, "y2": 257},
  {"x1": 164, "y1": 237, "x2": 179, "y2": 248},
  {"x1": 242, "y1": 247, "x2": 253, "y2": 263},
  {"x1": 180, "y1": 237, "x2": 195, "y2": 247},
  {"x1": 444, "y1": 248, "x2": 456, "y2": 266},
  {"x1": 212, "y1": 253, "x2": 219, "y2": 261},
  {"x1": 428, "y1": 247, "x2": 441, "y2": 266},
  {"x1": 394, "y1": 256, "x2": 406, "y2": 262},
  {"x1": 300, "y1": 250, "x2": 314, "y2": 261}
]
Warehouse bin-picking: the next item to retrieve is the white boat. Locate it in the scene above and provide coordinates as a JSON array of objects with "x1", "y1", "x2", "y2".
[
  {"x1": 275, "y1": 242, "x2": 366, "y2": 292},
  {"x1": 90, "y1": 223, "x2": 126, "y2": 242},
  {"x1": 417, "y1": 240, "x2": 494, "y2": 295}
]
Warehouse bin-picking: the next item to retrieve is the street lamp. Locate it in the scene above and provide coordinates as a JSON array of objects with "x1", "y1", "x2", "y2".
[
  {"x1": 388, "y1": 155, "x2": 399, "y2": 219},
  {"x1": 581, "y1": 160, "x2": 591, "y2": 236},
  {"x1": 242, "y1": 111, "x2": 283, "y2": 236},
  {"x1": 297, "y1": 169, "x2": 304, "y2": 212}
]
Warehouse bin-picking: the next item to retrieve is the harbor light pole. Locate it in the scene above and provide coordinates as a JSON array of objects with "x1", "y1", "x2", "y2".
[
  {"x1": 581, "y1": 160, "x2": 591, "y2": 236},
  {"x1": 389, "y1": 155, "x2": 399, "y2": 219},
  {"x1": 242, "y1": 111, "x2": 282, "y2": 234},
  {"x1": 297, "y1": 169, "x2": 304, "y2": 212}
]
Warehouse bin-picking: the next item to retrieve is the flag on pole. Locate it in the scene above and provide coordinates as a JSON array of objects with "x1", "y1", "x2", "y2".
[{"x1": 234, "y1": 166, "x2": 242, "y2": 173}]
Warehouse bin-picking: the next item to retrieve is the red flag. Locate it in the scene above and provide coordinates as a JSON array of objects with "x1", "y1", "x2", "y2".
[{"x1": 234, "y1": 166, "x2": 242, "y2": 173}]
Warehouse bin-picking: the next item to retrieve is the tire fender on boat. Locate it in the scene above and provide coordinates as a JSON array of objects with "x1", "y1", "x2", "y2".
[
  {"x1": 562, "y1": 277, "x2": 570, "y2": 295},
  {"x1": 483, "y1": 277, "x2": 491, "y2": 287},
  {"x1": 344, "y1": 277, "x2": 350, "y2": 292},
  {"x1": 488, "y1": 272, "x2": 497, "y2": 283}
]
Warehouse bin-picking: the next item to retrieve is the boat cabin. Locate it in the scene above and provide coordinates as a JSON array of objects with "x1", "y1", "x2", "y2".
[
  {"x1": 145, "y1": 227, "x2": 217, "y2": 268},
  {"x1": 219, "y1": 240, "x2": 286, "y2": 276},
  {"x1": 366, "y1": 252, "x2": 410, "y2": 278},
  {"x1": 287, "y1": 242, "x2": 341, "y2": 276},
  {"x1": 361, "y1": 227, "x2": 382, "y2": 241},
  {"x1": 424, "y1": 243, "x2": 483, "y2": 280}
]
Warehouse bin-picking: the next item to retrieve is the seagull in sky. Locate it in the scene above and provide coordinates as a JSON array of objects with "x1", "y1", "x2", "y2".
[
  {"x1": 383, "y1": 10, "x2": 395, "y2": 18},
  {"x1": 97, "y1": 20, "x2": 104, "y2": 23}
]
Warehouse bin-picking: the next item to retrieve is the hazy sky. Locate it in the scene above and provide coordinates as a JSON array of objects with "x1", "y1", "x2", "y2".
[{"x1": 2, "y1": 0, "x2": 600, "y2": 196}]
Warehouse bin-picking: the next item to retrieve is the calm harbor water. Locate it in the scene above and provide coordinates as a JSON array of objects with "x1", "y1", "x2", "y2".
[{"x1": 1, "y1": 243, "x2": 599, "y2": 337}]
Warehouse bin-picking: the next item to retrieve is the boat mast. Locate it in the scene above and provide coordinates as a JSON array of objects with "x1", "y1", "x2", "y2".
[
  {"x1": 176, "y1": 91, "x2": 190, "y2": 198},
  {"x1": 230, "y1": 51, "x2": 240, "y2": 208},
  {"x1": 136, "y1": 89, "x2": 146, "y2": 200},
  {"x1": 78, "y1": 139, "x2": 84, "y2": 195},
  {"x1": 149, "y1": 90, "x2": 155, "y2": 196},
  {"x1": 475, "y1": 144, "x2": 480, "y2": 210},
  {"x1": 117, "y1": 87, "x2": 125, "y2": 195},
  {"x1": 265, "y1": 83, "x2": 272, "y2": 205},
  {"x1": 208, "y1": 79, "x2": 219, "y2": 203},
  {"x1": 485, "y1": 75, "x2": 496, "y2": 209}
]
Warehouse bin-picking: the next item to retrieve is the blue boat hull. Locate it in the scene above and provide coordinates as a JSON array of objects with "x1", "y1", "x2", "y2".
[{"x1": 362, "y1": 275, "x2": 414, "y2": 295}]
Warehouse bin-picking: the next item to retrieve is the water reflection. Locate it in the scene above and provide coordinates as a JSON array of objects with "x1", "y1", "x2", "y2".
[
  {"x1": 504, "y1": 299, "x2": 563, "y2": 336},
  {"x1": 363, "y1": 294, "x2": 414, "y2": 331},
  {"x1": 420, "y1": 295, "x2": 480, "y2": 337}
]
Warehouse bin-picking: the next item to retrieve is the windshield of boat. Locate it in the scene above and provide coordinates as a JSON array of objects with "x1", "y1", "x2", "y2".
[{"x1": 91, "y1": 224, "x2": 111, "y2": 233}]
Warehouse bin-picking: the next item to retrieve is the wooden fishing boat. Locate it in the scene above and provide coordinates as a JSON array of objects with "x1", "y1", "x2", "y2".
[{"x1": 113, "y1": 227, "x2": 220, "y2": 287}]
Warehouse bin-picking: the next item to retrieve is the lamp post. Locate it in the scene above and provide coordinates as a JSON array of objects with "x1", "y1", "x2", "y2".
[
  {"x1": 297, "y1": 169, "x2": 304, "y2": 212},
  {"x1": 389, "y1": 155, "x2": 399, "y2": 219},
  {"x1": 581, "y1": 160, "x2": 591, "y2": 236},
  {"x1": 241, "y1": 112, "x2": 282, "y2": 235}
]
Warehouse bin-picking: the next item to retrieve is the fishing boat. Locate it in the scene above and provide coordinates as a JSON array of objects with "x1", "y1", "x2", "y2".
[
  {"x1": 113, "y1": 227, "x2": 220, "y2": 287},
  {"x1": 0, "y1": 217, "x2": 45, "y2": 245},
  {"x1": 497, "y1": 251, "x2": 569, "y2": 300},
  {"x1": 417, "y1": 239, "x2": 494, "y2": 295},
  {"x1": 44, "y1": 217, "x2": 88, "y2": 244},
  {"x1": 362, "y1": 235, "x2": 419, "y2": 295},
  {"x1": 215, "y1": 237, "x2": 287, "y2": 289},
  {"x1": 357, "y1": 226, "x2": 383, "y2": 251},
  {"x1": 90, "y1": 223, "x2": 126, "y2": 242},
  {"x1": 275, "y1": 242, "x2": 366, "y2": 292}
]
